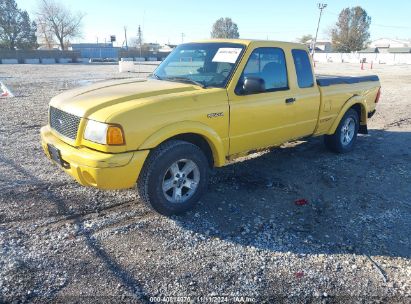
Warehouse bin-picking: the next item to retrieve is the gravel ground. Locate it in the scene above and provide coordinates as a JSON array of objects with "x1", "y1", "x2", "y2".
[{"x1": 0, "y1": 62, "x2": 410, "y2": 303}]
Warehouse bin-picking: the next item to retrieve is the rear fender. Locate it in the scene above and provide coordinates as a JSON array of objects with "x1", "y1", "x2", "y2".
[
  {"x1": 327, "y1": 96, "x2": 368, "y2": 135},
  {"x1": 139, "y1": 121, "x2": 227, "y2": 167}
]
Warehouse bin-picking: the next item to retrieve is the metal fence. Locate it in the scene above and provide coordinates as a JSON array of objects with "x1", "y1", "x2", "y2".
[
  {"x1": 0, "y1": 48, "x2": 173, "y2": 63},
  {"x1": 76, "y1": 48, "x2": 119, "y2": 59},
  {"x1": 314, "y1": 52, "x2": 411, "y2": 65},
  {"x1": 0, "y1": 50, "x2": 80, "y2": 61},
  {"x1": 119, "y1": 50, "x2": 171, "y2": 61}
]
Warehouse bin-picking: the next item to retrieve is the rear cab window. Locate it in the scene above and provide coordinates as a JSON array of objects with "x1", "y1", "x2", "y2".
[{"x1": 292, "y1": 49, "x2": 314, "y2": 88}]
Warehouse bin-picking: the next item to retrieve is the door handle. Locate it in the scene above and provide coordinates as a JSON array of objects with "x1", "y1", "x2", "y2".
[{"x1": 285, "y1": 98, "x2": 296, "y2": 104}]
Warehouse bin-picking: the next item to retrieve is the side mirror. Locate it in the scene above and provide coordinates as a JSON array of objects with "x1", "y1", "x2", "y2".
[{"x1": 242, "y1": 77, "x2": 265, "y2": 94}]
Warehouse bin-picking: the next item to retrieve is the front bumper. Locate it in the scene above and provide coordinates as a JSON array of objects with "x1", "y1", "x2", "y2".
[{"x1": 40, "y1": 126, "x2": 149, "y2": 189}]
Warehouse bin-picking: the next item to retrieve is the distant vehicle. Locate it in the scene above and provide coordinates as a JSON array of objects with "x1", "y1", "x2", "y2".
[{"x1": 41, "y1": 39, "x2": 381, "y2": 215}]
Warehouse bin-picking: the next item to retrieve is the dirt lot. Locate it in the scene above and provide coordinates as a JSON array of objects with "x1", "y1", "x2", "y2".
[{"x1": 0, "y1": 62, "x2": 410, "y2": 303}]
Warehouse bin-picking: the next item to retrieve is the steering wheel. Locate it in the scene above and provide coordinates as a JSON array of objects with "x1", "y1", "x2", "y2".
[
  {"x1": 209, "y1": 69, "x2": 231, "y2": 84},
  {"x1": 219, "y1": 68, "x2": 231, "y2": 76}
]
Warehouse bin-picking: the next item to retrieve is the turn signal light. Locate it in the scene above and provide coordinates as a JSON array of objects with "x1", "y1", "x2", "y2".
[{"x1": 107, "y1": 126, "x2": 125, "y2": 145}]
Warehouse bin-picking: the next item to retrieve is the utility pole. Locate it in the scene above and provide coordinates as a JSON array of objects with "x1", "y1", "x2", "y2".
[
  {"x1": 124, "y1": 26, "x2": 128, "y2": 50},
  {"x1": 181, "y1": 33, "x2": 185, "y2": 44},
  {"x1": 137, "y1": 25, "x2": 143, "y2": 59},
  {"x1": 312, "y1": 3, "x2": 327, "y2": 57}
]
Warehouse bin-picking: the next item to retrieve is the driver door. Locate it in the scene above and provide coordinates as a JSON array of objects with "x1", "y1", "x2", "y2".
[{"x1": 228, "y1": 47, "x2": 297, "y2": 155}]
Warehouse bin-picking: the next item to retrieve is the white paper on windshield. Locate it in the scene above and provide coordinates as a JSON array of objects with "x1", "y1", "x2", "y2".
[{"x1": 212, "y1": 48, "x2": 242, "y2": 63}]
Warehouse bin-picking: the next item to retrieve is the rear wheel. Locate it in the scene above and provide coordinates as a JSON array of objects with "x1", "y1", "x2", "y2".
[
  {"x1": 324, "y1": 108, "x2": 359, "y2": 153},
  {"x1": 137, "y1": 140, "x2": 209, "y2": 215}
]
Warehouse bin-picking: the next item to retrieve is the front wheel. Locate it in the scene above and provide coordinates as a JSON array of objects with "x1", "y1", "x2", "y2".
[
  {"x1": 137, "y1": 140, "x2": 209, "y2": 215},
  {"x1": 324, "y1": 108, "x2": 359, "y2": 153}
]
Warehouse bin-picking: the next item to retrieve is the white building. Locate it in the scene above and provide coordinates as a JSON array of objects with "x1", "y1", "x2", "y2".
[
  {"x1": 305, "y1": 39, "x2": 333, "y2": 52},
  {"x1": 158, "y1": 44, "x2": 176, "y2": 53},
  {"x1": 369, "y1": 38, "x2": 410, "y2": 53}
]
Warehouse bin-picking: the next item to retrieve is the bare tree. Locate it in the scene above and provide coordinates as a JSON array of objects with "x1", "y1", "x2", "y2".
[
  {"x1": 36, "y1": 17, "x2": 54, "y2": 48},
  {"x1": 35, "y1": 0, "x2": 84, "y2": 50},
  {"x1": 211, "y1": 17, "x2": 240, "y2": 39}
]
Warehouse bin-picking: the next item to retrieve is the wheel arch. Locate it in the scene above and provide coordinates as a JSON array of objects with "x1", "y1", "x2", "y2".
[
  {"x1": 327, "y1": 96, "x2": 368, "y2": 135},
  {"x1": 138, "y1": 121, "x2": 227, "y2": 167}
]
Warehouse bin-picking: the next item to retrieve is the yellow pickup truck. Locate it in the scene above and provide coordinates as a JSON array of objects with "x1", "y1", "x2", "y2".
[{"x1": 41, "y1": 39, "x2": 381, "y2": 215}]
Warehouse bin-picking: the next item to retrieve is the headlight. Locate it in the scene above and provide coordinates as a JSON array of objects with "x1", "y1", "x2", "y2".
[{"x1": 84, "y1": 120, "x2": 125, "y2": 145}]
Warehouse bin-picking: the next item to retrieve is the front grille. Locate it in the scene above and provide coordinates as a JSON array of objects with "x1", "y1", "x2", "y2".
[{"x1": 49, "y1": 106, "x2": 81, "y2": 140}]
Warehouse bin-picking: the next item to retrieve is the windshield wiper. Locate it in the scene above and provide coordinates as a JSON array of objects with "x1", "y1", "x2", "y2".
[
  {"x1": 151, "y1": 73, "x2": 163, "y2": 80},
  {"x1": 163, "y1": 77, "x2": 207, "y2": 88}
]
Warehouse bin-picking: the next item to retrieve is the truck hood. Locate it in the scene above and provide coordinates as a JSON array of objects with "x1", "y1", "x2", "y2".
[{"x1": 50, "y1": 78, "x2": 199, "y2": 118}]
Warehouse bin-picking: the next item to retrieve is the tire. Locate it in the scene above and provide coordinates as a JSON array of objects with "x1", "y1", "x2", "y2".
[
  {"x1": 137, "y1": 140, "x2": 209, "y2": 215},
  {"x1": 324, "y1": 108, "x2": 359, "y2": 153}
]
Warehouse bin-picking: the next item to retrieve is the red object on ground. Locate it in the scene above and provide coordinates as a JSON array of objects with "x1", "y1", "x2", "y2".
[
  {"x1": 0, "y1": 81, "x2": 14, "y2": 98},
  {"x1": 294, "y1": 199, "x2": 308, "y2": 206},
  {"x1": 295, "y1": 271, "x2": 304, "y2": 278}
]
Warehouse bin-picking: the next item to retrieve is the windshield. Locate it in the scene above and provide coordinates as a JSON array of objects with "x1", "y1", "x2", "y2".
[{"x1": 152, "y1": 43, "x2": 245, "y2": 88}]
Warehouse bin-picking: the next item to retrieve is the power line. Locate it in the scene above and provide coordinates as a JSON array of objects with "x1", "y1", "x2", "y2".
[{"x1": 373, "y1": 24, "x2": 411, "y2": 29}]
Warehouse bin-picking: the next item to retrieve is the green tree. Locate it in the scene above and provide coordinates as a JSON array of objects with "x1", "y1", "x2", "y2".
[
  {"x1": 0, "y1": 0, "x2": 38, "y2": 50},
  {"x1": 211, "y1": 17, "x2": 240, "y2": 39},
  {"x1": 331, "y1": 6, "x2": 371, "y2": 52}
]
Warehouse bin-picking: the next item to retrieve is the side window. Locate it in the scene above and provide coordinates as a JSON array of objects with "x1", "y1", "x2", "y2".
[
  {"x1": 292, "y1": 49, "x2": 314, "y2": 88},
  {"x1": 238, "y1": 47, "x2": 288, "y2": 94}
]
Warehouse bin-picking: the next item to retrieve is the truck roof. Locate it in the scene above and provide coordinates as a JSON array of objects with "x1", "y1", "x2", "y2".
[{"x1": 186, "y1": 39, "x2": 306, "y2": 48}]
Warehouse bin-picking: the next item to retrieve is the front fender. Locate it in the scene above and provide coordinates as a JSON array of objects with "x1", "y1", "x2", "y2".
[
  {"x1": 139, "y1": 121, "x2": 227, "y2": 167},
  {"x1": 327, "y1": 96, "x2": 368, "y2": 135}
]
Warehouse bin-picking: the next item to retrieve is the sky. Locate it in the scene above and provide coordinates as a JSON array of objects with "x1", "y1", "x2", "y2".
[{"x1": 16, "y1": 0, "x2": 411, "y2": 46}]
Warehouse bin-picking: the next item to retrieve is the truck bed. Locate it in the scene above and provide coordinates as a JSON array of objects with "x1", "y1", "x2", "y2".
[{"x1": 316, "y1": 75, "x2": 379, "y2": 87}]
